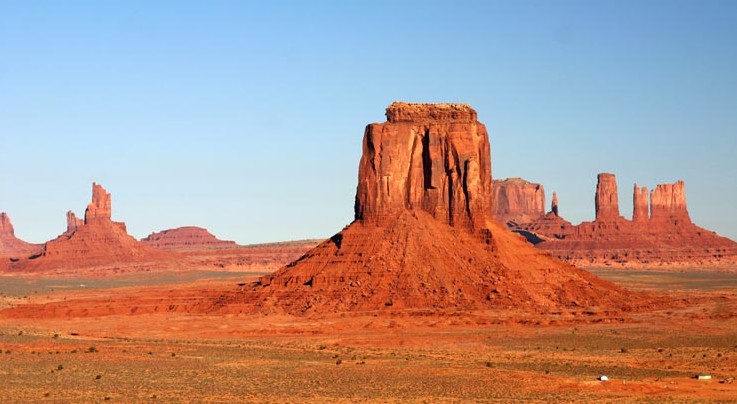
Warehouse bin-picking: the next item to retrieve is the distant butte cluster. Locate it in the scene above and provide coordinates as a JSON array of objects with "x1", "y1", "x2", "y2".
[{"x1": 492, "y1": 174, "x2": 737, "y2": 268}]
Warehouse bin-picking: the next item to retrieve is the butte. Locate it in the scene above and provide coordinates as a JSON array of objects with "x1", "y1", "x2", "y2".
[
  {"x1": 4, "y1": 183, "x2": 171, "y2": 273},
  {"x1": 237, "y1": 102, "x2": 637, "y2": 315}
]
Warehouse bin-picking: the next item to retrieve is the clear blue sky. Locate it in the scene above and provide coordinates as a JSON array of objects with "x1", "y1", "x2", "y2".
[{"x1": 1, "y1": 1, "x2": 736, "y2": 244}]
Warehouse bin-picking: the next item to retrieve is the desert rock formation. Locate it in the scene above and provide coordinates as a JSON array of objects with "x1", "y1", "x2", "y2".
[
  {"x1": 491, "y1": 178, "x2": 546, "y2": 225},
  {"x1": 504, "y1": 174, "x2": 737, "y2": 268},
  {"x1": 5, "y1": 183, "x2": 170, "y2": 272},
  {"x1": 355, "y1": 102, "x2": 492, "y2": 232},
  {"x1": 235, "y1": 102, "x2": 633, "y2": 315},
  {"x1": 64, "y1": 211, "x2": 84, "y2": 236},
  {"x1": 141, "y1": 226, "x2": 237, "y2": 250},
  {"x1": 0, "y1": 212, "x2": 42, "y2": 258}
]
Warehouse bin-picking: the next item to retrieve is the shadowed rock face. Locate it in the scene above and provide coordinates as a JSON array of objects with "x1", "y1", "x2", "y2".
[
  {"x1": 595, "y1": 173, "x2": 621, "y2": 221},
  {"x1": 355, "y1": 102, "x2": 492, "y2": 231},
  {"x1": 551, "y1": 192, "x2": 559, "y2": 216},
  {"x1": 491, "y1": 178, "x2": 545, "y2": 225},
  {"x1": 244, "y1": 102, "x2": 632, "y2": 315},
  {"x1": 0, "y1": 212, "x2": 42, "y2": 257}
]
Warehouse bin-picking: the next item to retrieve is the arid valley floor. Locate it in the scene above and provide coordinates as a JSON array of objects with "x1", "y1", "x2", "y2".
[{"x1": 1, "y1": 269, "x2": 736, "y2": 403}]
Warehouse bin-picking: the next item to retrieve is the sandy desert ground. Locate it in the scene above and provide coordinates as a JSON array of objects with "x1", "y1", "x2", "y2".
[{"x1": 1, "y1": 269, "x2": 736, "y2": 403}]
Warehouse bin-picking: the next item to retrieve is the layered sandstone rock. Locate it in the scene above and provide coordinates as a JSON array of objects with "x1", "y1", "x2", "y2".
[
  {"x1": 491, "y1": 178, "x2": 545, "y2": 225},
  {"x1": 0, "y1": 212, "x2": 42, "y2": 258},
  {"x1": 231, "y1": 103, "x2": 633, "y2": 315},
  {"x1": 632, "y1": 185, "x2": 649, "y2": 223},
  {"x1": 551, "y1": 192, "x2": 559, "y2": 216},
  {"x1": 65, "y1": 211, "x2": 84, "y2": 236},
  {"x1": 595, "y1": 173, "x2": 621, "y2": 221},
  {"x1": 141, "y1": 226, "x2": 237, "y2": 251},
  {"x1": 650, "y1": 181, "x2": 690, "y2": 223},
  {"x1": 509, "y1": 174, "x2": 737, "y2": 269},
  {"x1": 355, "y1": 102, "x2": 492, "y2": 231}
]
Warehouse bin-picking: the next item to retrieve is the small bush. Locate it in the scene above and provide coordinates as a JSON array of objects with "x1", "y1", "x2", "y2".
[
  {"x1": 620, "y1": 348, "x2": 628, "y2": 353},
  {"x1": 335, "y1": 359, "x2": 342, "y2": 365},
  {"x1": 57, "y1": 364, "x2": 64, "y2": 371},
  {"x1": 95, "y1": 374, "x2": 102, "y2": 380}
]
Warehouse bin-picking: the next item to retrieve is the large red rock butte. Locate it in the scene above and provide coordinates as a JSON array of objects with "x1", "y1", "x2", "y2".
[
  {"x1": 498, "y1": 174, "x2": 737, "y2": 268},
  {"x1": 218, "y1": 102, "x2": 636, "y2": 315},
  {"x1": 0, "y1": 212, "x2": 42, "y2": 258},
  {"x1": 491, "y1": 178, "x2": 546, "y2": 225},
  {"x1": 141, "y1": 226, "x2": 237, "y2": 251},
  {"x1": 6, "y1": 183, "x2": 170, "y2": 272}
]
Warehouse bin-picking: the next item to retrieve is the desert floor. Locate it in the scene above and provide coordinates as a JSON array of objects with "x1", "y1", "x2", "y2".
[{"x1": 1, "y1": 269, "x2": 736, "y2": 403}]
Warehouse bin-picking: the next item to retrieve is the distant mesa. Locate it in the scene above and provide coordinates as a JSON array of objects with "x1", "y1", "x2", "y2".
[
  {"x1": 0, "y1": 212, "x2": 42, "y2": 258},
  {"x1": 493, "y1": 174, "x2": 737, "y2": 268},
  {"x1": 491, "y1": 178, "x2": 546, "y2": 225},
  {"x1": 141, "y1": 226, "x2": 237, "y2": 251},
  {"x1": 227, "y1": 102, "x2": 634, "y2": 315}
]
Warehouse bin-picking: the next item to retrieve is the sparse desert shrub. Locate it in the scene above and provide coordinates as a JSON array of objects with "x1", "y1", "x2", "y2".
[
  {"x1": 620, "y1": 348, "x2": 628, "y2": 353},
  {"x1": 336, "y1": 359, "x2": 342, "y2": 365},
  {"x1": 485, "y1": 361, "x2": 493, "y2": 368},
  {"x1": 95, "y1": 375, "x2": 102, "y2": 380},
  {"x1": 87, "y1": 346, "x2": 98, "y2": 353},
  {"x1": 57, "y1": 364, "x2": 64, "y2": 371}
]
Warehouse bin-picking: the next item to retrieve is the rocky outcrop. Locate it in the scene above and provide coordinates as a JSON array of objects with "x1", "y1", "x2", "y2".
[
  {"x1": 0, "y1": 212, "x2": 42, "y2": 257},
  {"x1": 65, "y1": 211, "x2": 83, "y2": 236},
  {"x1": 551, "y1": 192, "x2": 559, "y2": 216},
  {"x1": 6, "y1": 183, "x2": 170, "y2": 272},
  {"x1": 141, "y1": 226, "x2": 237, "y2": 251},
  {"x1": 595, "y1": 173, "x2": 621, "y2": 221},
  {"x1": 632, "y1": 185, "x2": 649, "y2": 223},
  {"x1": 84, "y1": 183, "x2": 112, "y2": 224},
  {"x1": 491, "y1": 178, "x2": 545, "y2": 225},
  {"x1": 238, "y1": 102, "x2": 634, "y2": 315},
  {"x1": 508, "y1": 174, "x2": 737, "y2": 269},
  {"x1": 355, "y1": 102, "x2": 492, "y2": 232},
  {"x1": 650, "y1": 181, "x2": 690, "y2": 223}
]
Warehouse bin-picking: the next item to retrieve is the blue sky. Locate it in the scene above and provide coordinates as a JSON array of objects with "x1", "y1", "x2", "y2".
[{"x1": 1, "y1": 1, "x2": 736, "y2": 244}]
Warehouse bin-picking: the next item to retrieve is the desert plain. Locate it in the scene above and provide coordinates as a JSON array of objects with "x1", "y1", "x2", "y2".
[{"x1": 0, "y1": 268, "x2": 736, "y2": 403}]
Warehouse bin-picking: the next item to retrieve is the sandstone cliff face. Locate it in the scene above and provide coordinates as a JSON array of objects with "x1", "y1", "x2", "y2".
[
  {"x1": 354, "y1": 102, "x2": 492, "y2": 232},
  {"x1": 595, "y1": 173, "x2": 621, "y2": 221},
  {"x1": 245, "y1": 102, "x2": 632, "y2": 315},
  {"x1": 632, "y1": 185, "x2": 649, "y2": 223},
  {"x1": 491, "y1": 178, "x2": 545, "y2": 225},
  {"x1": 141, "y1": 226, "x2": 237, "y2": 251},
  {"x1": 65, "y1": 211, "x2": 84, "y2": 236},
  {"x1": 84, "y1": 183, "x2": 112, "y2": 224},
  {"x1": 551, "y1": 192, "x2": 559, "y2": 216},
  {"x1": 0, "y1": 212, "x2": 42, "y2": 257},
  {"x1": 650, "y1": 181, "x2": 690, "y2": 223}
]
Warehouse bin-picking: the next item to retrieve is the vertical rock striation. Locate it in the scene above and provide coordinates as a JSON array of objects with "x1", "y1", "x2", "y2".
[
  {"x1": 650, "y1": 181, "x2": 690, "y2": 223},
  {"x1": 632, "y1": 185, "x2": 649, "y2": 223},
  {"x1": 355, "y1": 102, "x2": 492, "y2": 232},
  {"x1": 595, "y1": 173, "x2": 621, "y2": 221}
]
